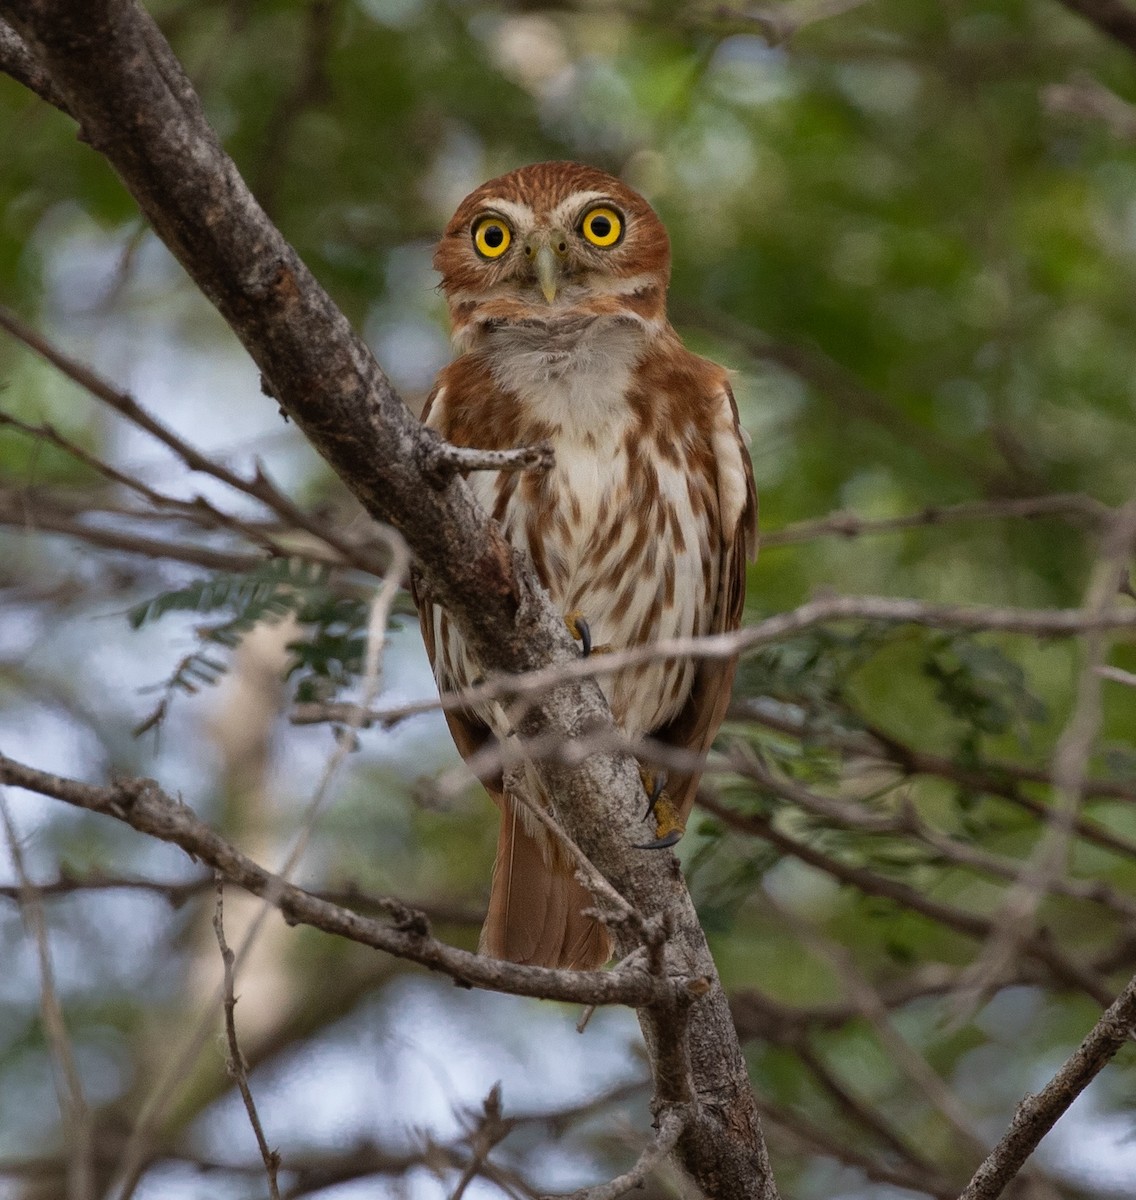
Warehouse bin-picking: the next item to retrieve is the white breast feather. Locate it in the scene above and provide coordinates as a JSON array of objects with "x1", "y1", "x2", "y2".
[{"x1": 430, "y1": 321, "x2": 724, "y2": 739}]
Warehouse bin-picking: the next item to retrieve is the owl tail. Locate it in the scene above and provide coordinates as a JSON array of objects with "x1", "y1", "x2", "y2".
[{"x1": 480, "y1": 802, "x2": 612, "y2": 970}]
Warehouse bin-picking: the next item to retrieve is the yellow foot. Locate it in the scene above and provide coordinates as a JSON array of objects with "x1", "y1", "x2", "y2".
[
  {"x1": 564, "y1": 610, "x2": 611, "y2": 657},
  {"x1": 636, "y1": 768, "x2": 684, "y2": 849}
]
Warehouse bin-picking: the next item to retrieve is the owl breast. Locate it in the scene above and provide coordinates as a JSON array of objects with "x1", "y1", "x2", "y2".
[{"x1": 428, "y1": 315, "x2": 720, "y2": 740}]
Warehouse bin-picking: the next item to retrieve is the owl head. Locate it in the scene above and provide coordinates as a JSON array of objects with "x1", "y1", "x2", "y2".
[{"x1": 434, "y1": 162, "x2": 671, "y2": 345}]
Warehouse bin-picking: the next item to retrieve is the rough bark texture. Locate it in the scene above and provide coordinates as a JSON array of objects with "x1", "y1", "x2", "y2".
[{"x1": 0, "y1": 2, "x2": 776, "y2": 1195}]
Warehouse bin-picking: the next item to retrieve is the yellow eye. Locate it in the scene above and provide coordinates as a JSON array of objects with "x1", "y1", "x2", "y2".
[
  {"x1": 580, "y1": 206, "x2": 623, "y2": 248},
  {"x1": 473, "y1": 216, "x2": 511, "y2": 259}
]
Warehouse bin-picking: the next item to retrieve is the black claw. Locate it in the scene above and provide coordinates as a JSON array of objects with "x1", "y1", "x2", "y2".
[
  {"x1": 634, "y1": 830, "x2": 683, "y2": 850},
  {"x1": 576, "y1": 616, "x2": 593, "y2": 658},
  {"x1": 642, "y1": 769, "x2": 668, "y2": 820}
]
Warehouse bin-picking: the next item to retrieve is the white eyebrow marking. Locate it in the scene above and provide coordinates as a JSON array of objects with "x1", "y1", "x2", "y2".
[
  {"x1": 551, "y1": 190, "x2": 612, "y2": 228},
  {"x1": 474, "y1": 197, "x2": 535, "y2": 231}
]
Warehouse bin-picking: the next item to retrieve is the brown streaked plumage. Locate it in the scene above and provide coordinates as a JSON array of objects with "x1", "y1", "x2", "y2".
[{"x1": 416, "y1": 162, "x2": 757, "y2": 970}]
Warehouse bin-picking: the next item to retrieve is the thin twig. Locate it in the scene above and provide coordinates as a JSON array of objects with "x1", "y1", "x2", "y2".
[
  {"x1": 293, "y1": 590, "x2": 1136, "y2": 738},
  {"x1": 760, "y1": 492, "x2": 1109, "y2": 547},
  {"x1": 500, "y1": 761, "x2": 645, "y2": 945},
  {"x1": 545, "y1": 1106, "x2": 687, "y2": 1200},
  {"x1": 698, "y1": 789, "x2": 1114, "y2": 1006},
  {"x1": 0, "y1": 790, "x2": 94, "y2": 1200},
  {"x1": 729, "y1": 744, "x2": 1136, "y2": 921},
  {"x1": 212, "y1": 876, "x2": 282, "y2": 1199},
  {"x1": 1098, "y1": 663, "x2": 1136, "y2": 687},
  {"x1": 759, "y1": 891, "x2": 989, "y2": 1160},
  {"x1": 449, "y1": 1084, "x2": 516, "y2": 1200},
  {"x1": 419, "y1": 432, "x2": 555, "y2": 483}
]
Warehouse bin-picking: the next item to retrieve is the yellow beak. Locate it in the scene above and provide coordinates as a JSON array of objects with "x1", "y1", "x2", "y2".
[{"x1": 533, "y1": 242, "x2": 561, "y2": 304}]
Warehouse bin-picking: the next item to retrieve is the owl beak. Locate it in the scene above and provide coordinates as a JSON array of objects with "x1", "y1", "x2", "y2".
[{"x1": 526, "y1": 234, "x2": 566, "y2": 304}]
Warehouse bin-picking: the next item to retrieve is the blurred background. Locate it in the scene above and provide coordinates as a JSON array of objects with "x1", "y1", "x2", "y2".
[{"x1": 2, "y1": 0, "x2": 1136, "y2": 1197}]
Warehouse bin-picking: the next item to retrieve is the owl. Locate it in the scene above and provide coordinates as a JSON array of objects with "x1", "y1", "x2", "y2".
[{"x1": 417, "y1": 162, "x2": 757, "y2": 970}]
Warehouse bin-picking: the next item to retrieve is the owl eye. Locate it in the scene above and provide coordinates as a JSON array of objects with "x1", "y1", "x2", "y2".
[
  {"x1": 473, "y1": 216, "x2": 511, "y2": 259},
  {"x1": 580, "y1": 206, "x2": 623, "y2": 248}
]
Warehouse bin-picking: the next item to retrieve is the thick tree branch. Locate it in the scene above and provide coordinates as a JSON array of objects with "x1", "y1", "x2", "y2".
[{"x1": 0, "y1": 14, "x2": 65, "y2": 106}]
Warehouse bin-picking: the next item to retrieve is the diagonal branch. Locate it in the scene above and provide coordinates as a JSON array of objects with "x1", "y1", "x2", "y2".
[
  {"x1": 958, "y1": 969, "x2": 1136, "y2": 1200},
  {"x1": 0, "y1": 749, "x2": 667, "y2": 1009},
  {"x1": 1055, "y1": 0, "x2": 1136, "y2": 55},
  {"x1": 547, "y1": 1106, "x2": 688, "y2": 1200}
]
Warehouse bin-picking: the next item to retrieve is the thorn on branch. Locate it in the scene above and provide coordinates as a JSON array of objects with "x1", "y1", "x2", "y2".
[{"x1": 417, "y1": 427, "x2": 555, "y2": 487}]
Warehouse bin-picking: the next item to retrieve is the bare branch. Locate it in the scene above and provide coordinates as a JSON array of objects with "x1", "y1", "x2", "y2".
[
  {"x1": 0, "y1": 790, "x2": 94, "y2": 1200},
  {"x1": 732, "y1": 700, "x2": 1136, "y2": 855},
  {"x1": 419, "y1": 431, "x2": 555, "y2": 483},
  {"x1": 958, "y1": 970, "x2": 1136, "y2": 1200},
  {"x1": 729, "y1": 744, "x2": 1136, "y2": 921},
  {"x1": 546, "y1": 1106, "x2": 687, "y2": 1200},
  {"x1": 1098, "y1": 663, "x2": 1136, "y2": 687},
  {"x1": 212, "y1": 877, "x2": 282, "y2": 1200},
  {"x1": 0, "y1": 304, "x2": 389, "y2": 577},
  {"x1": 0, "y1": 14, "x2": 65, "y2": 105},
  {"x1": 449, "y1": 1084, "x2": 517, "y2": 1200},
  {"x1": 760, "y1": 492, "x2": 1110, "y2": 548},
  {"x1": 759, "y1": 892, "x2": 989, "y2": 1160},
  {"x1": 0, "y1": 751, "x2": 669, "y2": 1008},
  {"x1": 294, "y1": 590, "x2": 1136, "y2": 739},
  {"x1": 0, "y1": 487, "x2": 278, "y2": 573},
  {"x1": 698, "y1": 788, "x2": 1115, "y2": 1006}
]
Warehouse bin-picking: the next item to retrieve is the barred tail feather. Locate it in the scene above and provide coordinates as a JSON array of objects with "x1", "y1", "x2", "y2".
[{"x1": 480, "y1": 804, "x2": 612, "y2": 970}]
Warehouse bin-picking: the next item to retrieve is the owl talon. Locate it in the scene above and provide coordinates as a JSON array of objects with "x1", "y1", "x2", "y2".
[
  {"x1": 635, "y1": 772, "x2": 684, "y2": 849},
  {"x1": 635, "y1": 829, "x2": 683, "y2": 850},
  {"x1": 565, "y1": 611, "x2": 612, "y2": 657},
  {"x1": 565, "y1": 610, "x2": 592, "y2": 657},
  {"x1": 640, "y1": 767, "x2": 668, "y2": 819}
]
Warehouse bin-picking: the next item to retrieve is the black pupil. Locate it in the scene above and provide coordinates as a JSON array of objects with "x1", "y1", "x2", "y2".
[
  {"x1": 590, "y1": 214, "x2": 612, "y2": 238},
  {"x1": 483, "y1": 224, "x2": 504, "y2": 248}
]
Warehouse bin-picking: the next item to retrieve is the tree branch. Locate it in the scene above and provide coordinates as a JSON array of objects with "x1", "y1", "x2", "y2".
[
  {"x1": 0, "y1": 750, "x2": 668, "y2": 1009},
  {"x1": 1055, "y1": 0, "x2": 1136, "y2": 55},
  {"x1": 212, "y1": 877, "x2": 282, "y2": 1200},
  {"x1": 547, "y1": 1107, "x2": 687, "y2": 1200},
  {"x1": 958, "y1": 970, "x2": 1136, "y2": 1200}
]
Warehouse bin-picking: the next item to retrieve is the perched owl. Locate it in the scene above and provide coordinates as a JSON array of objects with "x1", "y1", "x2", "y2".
[{"x1": 418, "y1": 162, "x2": 757, "y2": 970}]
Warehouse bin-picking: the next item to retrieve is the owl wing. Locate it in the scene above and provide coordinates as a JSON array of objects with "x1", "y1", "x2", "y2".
[
  {"x1": 412, "y1": 383, "x2": 502, "y2": 788},
  {"x1": 651, "y1": 381, "x2": 758, "y2": 823}
]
